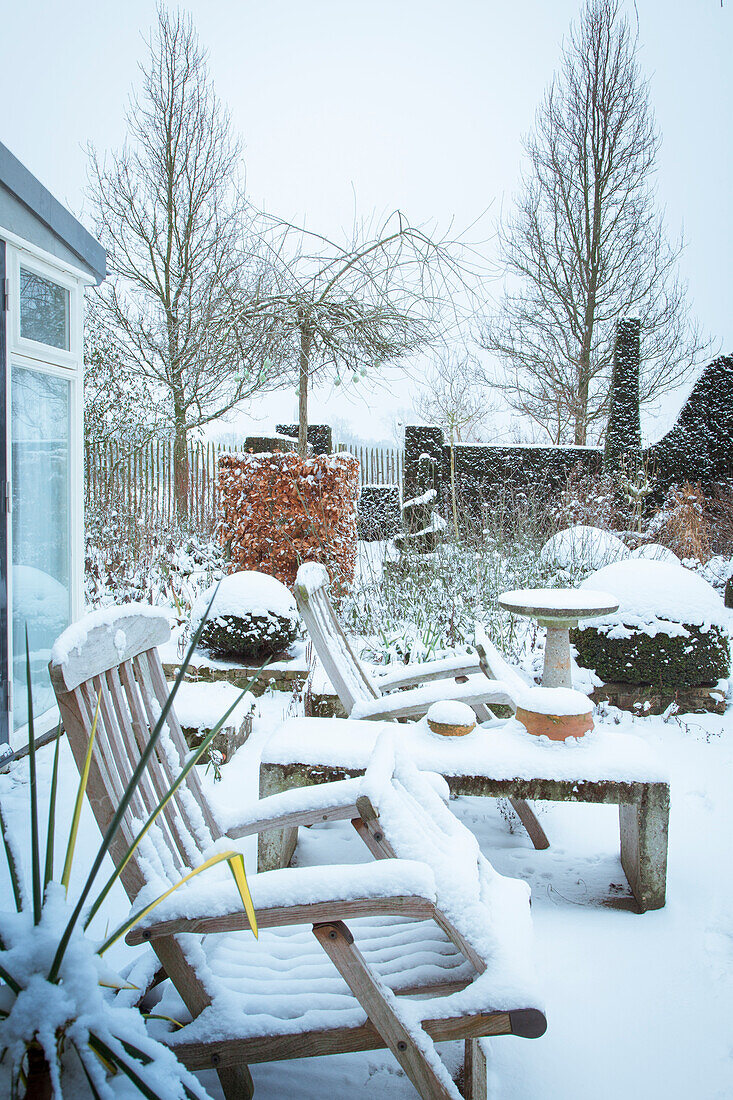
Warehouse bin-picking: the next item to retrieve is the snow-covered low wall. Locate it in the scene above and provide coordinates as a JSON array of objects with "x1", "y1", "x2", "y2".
[{"x1": 218, "y1": 451, "x2": 359, "y2": 592}]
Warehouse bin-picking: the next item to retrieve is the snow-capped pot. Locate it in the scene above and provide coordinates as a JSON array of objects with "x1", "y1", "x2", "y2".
[
  {"x1": 192, "y1": 571, "x2": 300, "y2": 660},
  {"x1": 573, "y1": 560, "x2": 732, "y2": 689},
  {"x1": 515, "y1": 686, "x2": 594, "y2": 741},
  {"x1": 426, "y1": 700, "x2": 477, "y2": 737}
]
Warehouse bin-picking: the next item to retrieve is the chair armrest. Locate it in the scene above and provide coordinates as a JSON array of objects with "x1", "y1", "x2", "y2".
[
  {"x1": 376, "y1": 654, "x2": 482, "y2": 692},
  {"x1": 126, "y1": 859, "x2": 437, "y2": 944},
  {"x1": 222, "y1": 777, "x2": 364, "y2": 839},
  {"x1": 352, "y1": 675, "x2": 517, "y2": 721}
]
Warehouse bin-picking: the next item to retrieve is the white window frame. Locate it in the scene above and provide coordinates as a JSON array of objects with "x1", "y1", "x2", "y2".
[
  {"x1": 3, "y1": 240, "x2": 87, "y2": 746},
  {"x1": 9, "y1": 248, "x2": 80, "y2": 368}
]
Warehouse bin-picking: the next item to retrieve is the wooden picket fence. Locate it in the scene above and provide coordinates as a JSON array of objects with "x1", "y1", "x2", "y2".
[{"x1": 85, "y1": 439, "x2": 402, "y2": 530}]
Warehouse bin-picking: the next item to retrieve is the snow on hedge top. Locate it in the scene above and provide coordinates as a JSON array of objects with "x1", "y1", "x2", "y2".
[
  {"x1": 192, "y1": 571, "x2": 298, "y2": 629},
  {"x1": 579, "y1": 560, "x2": 730, "y2": 633},
  {"x1": 541, "y1": 525, "x2": 628, "y2": 571}
]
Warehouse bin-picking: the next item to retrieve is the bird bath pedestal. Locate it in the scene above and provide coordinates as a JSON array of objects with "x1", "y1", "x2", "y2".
[{"x1": 498, "y1": 588, "x2": 619, "y2": 689}]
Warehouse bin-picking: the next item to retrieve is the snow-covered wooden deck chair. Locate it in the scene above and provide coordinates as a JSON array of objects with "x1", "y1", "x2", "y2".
[
  {"x1": 50, "y1": 606, "x2": 546, "y2": 1100},
  {"x1": 294, "y1": 563, "x2": 549, "y2": 848}
]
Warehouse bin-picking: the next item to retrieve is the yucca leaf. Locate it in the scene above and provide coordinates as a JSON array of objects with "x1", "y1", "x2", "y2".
[
  {"x1": 73, "y1": 1045, "x2": 105, "y2": 1100},
  {"x1": 25, "y1": 632, "x2": 41, "y2": 926},
  {"x1": 61, "y1": 692, "x2": 101, "y2": 893},
  {"x1": 48, "y1": 589, "x2": 219, "y2": 983},
  {"x1": 0, "y1": 961, "x2": 21, "y2": 995},
  {"x1": 88, "y1": 1034, "x2": 167, "y2": 1100},
  {"x1": 84, "y1": 668, "x2": 264, "y2": 931},
  {"x1": 43, "y1": 724, "x2": 63, "y2": 891},
  {"x1": 142, "y1": 1014, "x2": 184, "y2": 1030},
  {"x1": 98, "y1": 848, "x2": 257, "y2": 955},
  {"x1": 0, "y1": 802, "x2": 22, "y2": 913},
  {"x1": 119, "y1": 1037, "x2": 153, "y2": 1065}
]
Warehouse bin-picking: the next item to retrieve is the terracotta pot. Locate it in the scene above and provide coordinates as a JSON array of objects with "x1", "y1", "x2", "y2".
[
  {"x1": 427, "y1": 717, "x2": 476, "y2": 737},
  {"x1": 516, "y1": 706, "x2": 593, "y2": 742}
]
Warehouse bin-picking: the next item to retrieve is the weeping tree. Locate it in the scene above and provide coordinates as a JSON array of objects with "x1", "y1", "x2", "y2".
[
  {"x1": 253, "y1": 211, "x2": 476, "y2": 457},
  {"x1": 480, "y1": 0, "x2": 707, "y2": 445},
  {"x1": 89, "y1": 6, "x2": 281, "y2": 520}
]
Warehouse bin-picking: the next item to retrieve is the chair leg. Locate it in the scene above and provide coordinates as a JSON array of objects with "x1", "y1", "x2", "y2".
[
  {"x1": 313, "y1": 920, "x2": 456, "y2": 1100},
  {"x1": 217, "y1": 1064, "x2": 254, "y2": 1100},
  {"x1": 463, "y1": 1038, "x2": 488, "y2": 1099}
]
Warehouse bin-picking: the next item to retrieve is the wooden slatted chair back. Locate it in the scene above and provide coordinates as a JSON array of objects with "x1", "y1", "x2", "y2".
[
  {"x1": 49, "y1": 608, "x2": 222, "y2": 903},
  {"x1": 293, "y1": 564, "x2": 379, "y2": 715}
]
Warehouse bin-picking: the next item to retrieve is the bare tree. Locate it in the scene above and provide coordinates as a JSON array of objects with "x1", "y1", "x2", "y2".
[
  {"x1": 480, "y1": 0, "x2": 708, "y2": 445},
  {"x1": 89, "y1": 6, "x2": 280, "y2": 518},
  {"x1": 252, "y1": 210, "x2": 477, "y2": 456},
  {"x1": 415, "y1": 348, "x2": 494, "y2": 444},
  {"x1": 84, "y1": 305, "x2": 163, "y2": 455}
]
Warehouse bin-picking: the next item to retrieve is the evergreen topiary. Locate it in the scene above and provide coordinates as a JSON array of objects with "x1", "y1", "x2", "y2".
[
  {"x1": 192, "y1": 571, "x2": 300, "y2": 660},
  {"x1": 572, "y1": 622, "x2": 730, "y2": 687},
  {"x1": 573, "y1": 559, "x2": 731, "y2": 690}
]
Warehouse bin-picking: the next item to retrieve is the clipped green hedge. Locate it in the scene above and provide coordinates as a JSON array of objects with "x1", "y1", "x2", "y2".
[
  {"x1": 199, "y1": 612, "x2": 299, "y2": 661},
  {"x1": 572, "y1": 622, "x2": 730, "y2": 687}
]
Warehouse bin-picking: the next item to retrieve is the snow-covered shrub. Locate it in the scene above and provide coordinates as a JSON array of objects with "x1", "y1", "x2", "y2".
[
  {"x1": 192, "y1": 571, "x2": 300, "y2": 660},
  {"x1": 343, "y1": 496, "x2": 559, "y2": 665},
  {"x1": 572, "y1": 560, "x2": 731, "y2": 688},
  {"x1": 218, "y1": 451, "x2": 358, "y2": 593},
  {"x1": 650, "y1": 482, "x2": 711, "y2": 562},
  {"x1": 541, "y1": 525, "x2": 629, "y2": 573}
]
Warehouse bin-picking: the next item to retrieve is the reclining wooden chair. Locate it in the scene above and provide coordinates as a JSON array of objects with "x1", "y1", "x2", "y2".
[
  {"x1": 50, "y1": 606, "x2": 546, "y2": 1100},
  {"x1": 294, "y1": 563, "x2": 549, "y2": 849}
]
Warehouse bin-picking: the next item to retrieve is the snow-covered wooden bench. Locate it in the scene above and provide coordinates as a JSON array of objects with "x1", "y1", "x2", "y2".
[
  {"x1": 260, "y1": 716, "x2": 671, "y2": 912},
  {"x1": 49, "y1": 606, "x2": 546, "y2": 1100}
]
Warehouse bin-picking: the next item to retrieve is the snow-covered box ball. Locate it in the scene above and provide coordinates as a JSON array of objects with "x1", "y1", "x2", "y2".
[
  {"x1": 541, "y1": 525, "x2": 628, "y2": 572},
  {"x1": 192, "y1": 571, "x2": 300, "y2": 661},
  {"x1": 573, "y1": 559, "x2": 731, "y2": 688}
]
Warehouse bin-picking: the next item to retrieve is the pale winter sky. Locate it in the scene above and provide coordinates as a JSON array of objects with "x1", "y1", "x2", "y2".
[{"x1": 2, "y1": 0, "x2": 730, "y2": 444}]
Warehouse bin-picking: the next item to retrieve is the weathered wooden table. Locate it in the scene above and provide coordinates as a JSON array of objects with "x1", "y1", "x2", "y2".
[{"x1": 259, "y1": 717, "x2": 670, "y2": 911}]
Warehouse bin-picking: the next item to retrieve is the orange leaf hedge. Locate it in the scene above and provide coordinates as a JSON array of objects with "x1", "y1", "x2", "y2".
[{"x1": 218, "y1": 451, "x2": 359, "y2": 592}]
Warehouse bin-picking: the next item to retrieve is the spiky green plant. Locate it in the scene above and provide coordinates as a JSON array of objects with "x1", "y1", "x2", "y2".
[{"x1": 0, "y1": 602, "x2": 263, "y2": 1099}]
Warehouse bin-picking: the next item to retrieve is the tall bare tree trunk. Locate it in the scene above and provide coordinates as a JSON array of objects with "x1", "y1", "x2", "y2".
[
  {"x1": 297, "y1": 315, "x2": 311, "y2": 458},
  {"x1": 173, "y1": 401, "x2": 189, "y2": 522}
]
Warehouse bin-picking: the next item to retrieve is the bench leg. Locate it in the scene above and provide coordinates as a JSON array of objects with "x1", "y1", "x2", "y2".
[
  {"x1": 463, "y1": 1037, "x2": 488, "y2": 1099},
  {"x1": 257, "y1": 825, "x2": 299, "y2": 873},
  {"x1": 509, "y1": 797, "x2": 550, "y2": 850},
  {"x1": 619, "y1": 784, "x2": 670, "y2": 911}
]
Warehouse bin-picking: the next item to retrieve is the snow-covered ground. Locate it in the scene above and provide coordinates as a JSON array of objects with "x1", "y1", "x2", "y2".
[{"x1": 2, "y1": 683, "x2": 732, "y2": 1098}]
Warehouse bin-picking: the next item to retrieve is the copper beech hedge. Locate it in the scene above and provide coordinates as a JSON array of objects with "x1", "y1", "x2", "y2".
[{"x1": 218, "y1": 451, "x2": 359, "y2": 591}]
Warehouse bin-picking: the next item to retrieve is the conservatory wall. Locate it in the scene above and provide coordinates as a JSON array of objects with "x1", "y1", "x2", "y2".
[
  {"x1": 0, "y1": 144, "x2": 105, "y2": 750},
  {"x1": 1, "y1": 236, "x2": 87, "y2": 747}
]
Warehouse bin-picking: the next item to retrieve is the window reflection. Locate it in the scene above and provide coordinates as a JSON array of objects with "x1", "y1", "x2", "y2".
[
  {"x1": 20, "y1": 268, "x2": 70, "y2": 351},
  {"x1": 12, "y1": 367, "x2": 71, "y2": 727}
]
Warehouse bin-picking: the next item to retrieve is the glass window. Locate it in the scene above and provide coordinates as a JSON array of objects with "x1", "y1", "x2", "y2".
[
  {"x1": 11, "y1": 366, "x2": 72, "y2": 728},
  {"x1": 19, "y1": 267, "x2": 70, "y2": 350}
]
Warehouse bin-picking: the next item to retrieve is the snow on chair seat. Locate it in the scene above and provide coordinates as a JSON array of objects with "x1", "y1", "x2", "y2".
[{"x1": 50, "y1": 604, "x2": 545, "y2": 1100}]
